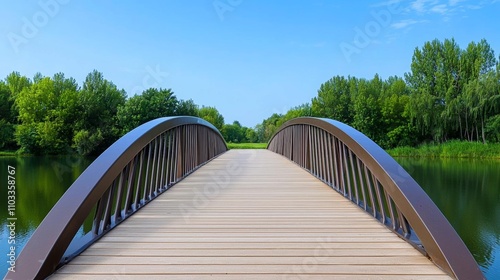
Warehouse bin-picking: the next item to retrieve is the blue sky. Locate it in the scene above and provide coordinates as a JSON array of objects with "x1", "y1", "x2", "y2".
[{"x1": 1, "y1": 0, "x2": 499, "y2": 127}]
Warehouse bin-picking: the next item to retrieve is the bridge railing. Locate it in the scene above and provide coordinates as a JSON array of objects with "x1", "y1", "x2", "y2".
[
  {"x1": 267, "y1": 117, "x2": 483, "y2": 280},
  {"x1": 6, "y1": 116, "x2": 227, "y2": 280}
]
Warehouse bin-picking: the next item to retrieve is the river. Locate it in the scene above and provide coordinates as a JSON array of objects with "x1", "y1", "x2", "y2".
[{"x1": 0, "y1": 155, "x2": 498, "y2": 278}]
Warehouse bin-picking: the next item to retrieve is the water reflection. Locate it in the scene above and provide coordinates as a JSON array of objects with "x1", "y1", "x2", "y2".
[
  {"x1": 0, "y1": 156, "x2": 94, "y2": 275},
  {"x1": 396, "y1": 158, "x2": 500, "y2": 279},
  {"x1": 0, "y1": 156, "x2": 498, "y2": 278}
]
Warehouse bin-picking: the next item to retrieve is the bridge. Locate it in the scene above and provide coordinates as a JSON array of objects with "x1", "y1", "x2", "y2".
[{"x1": 4, "y1": 117, "x2": 484, "y2": 279}]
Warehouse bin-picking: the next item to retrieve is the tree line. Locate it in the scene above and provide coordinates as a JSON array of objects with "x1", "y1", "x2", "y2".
[
  {"x1": 0, "y1": 70, "x2": 260, "y2": 155},
  {"x1": 256, "y1": 38, "x2": 500, "y2": 147},
  {"x1": 1, "y1": 38, "x2": 499, "y2": 155}
]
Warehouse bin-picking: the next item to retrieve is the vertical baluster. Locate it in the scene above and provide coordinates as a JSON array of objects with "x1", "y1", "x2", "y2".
[
  {"x1": 385, "y1": 193, "x2": 398, "y2": 231},
  {"x1": 318, "y1": 129, "x2": 325, "y2": 182},
  {"x1": 324, "y1": 132, "x2": 332, "y2": 186},
  {"x1": 356, "y1": 158, "x2": 368, "y2": 211},
  {"x1": 123, "y1": 156, "x2": 138, "y2": 216},
  {"x1": 398, "y1": 210, "x2": 411, "y2": 238},
  {"x1": 100, "y1": 179, "x2": 117, "y2": 234},
  {"x1": 133, "y1": 149, "x2": 145, "y2": 209},
  {"x1": 342, "y1": 144, "x2": 353, "y2": 198},
  {"x1": 298, "y1": 125, "x2": 303, "y2": 166},
  {"x1": 331, "y1": 137, "x2": 340, "y2": 190},
  {"x1": 154, "y1": 135, "x2": 162, "y2": 195},
  {"x1": 193, "y1": 125, "x2": 198, "y2": 170},
  {"x1": 167, "y1": 130, "x2": 174, "y2": 186},
  {"x1": 348, "y1": 150, "x2": 359, "y2": 204},
  {"x1": 159, "y1": 132, "x2": 168, "y2": 190},
  {"x1": 174, "y1": 127, "x2": 182, "y2": 181},
  {"x1": 372, "y1": 176, "x2": 386, "y2": 223},
  {"x1": 314, "y1": 127, "x2": 320, "y2": 177},
  {"x1": 364, "y1": 165, "x2": 377, "y2": 218},
  {"x1": 337, "y1": 141, "x2": 346, "y2": 194},
  {"x1": 112, "y1": 167, "x2": 127, "y2": 223},
  {"x1": 142, "y1": 143, "x2": 152, "y2": 203},
  {"x1": 92, "y1": 192, "x2": 107, "y2": 235},
  {"x1": 185, "y1": 125, "x2": 189, "y2": 173},
  {"x1": 308, "y1": 126, "x2": 314, "y2": 175},
  {"x1": 150, "y1": 137, "x2": 160, "y2": 198}
]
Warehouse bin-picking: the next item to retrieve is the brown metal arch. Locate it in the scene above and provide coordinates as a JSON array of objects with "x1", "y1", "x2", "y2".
[
  {"x1": 267, "y1": 117, "x2": 483, "y2": 280},
  {"x1": 5, "y1": 116, "x2": 227, "y2": 280}
]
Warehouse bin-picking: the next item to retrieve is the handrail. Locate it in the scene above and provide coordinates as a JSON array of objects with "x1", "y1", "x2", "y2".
[
  {"x1": 5, "y1": 116, "x2": 227, "y2": 280},
  {"x1": 267, "y1": 117, "x2": 484, "y2": 280}
]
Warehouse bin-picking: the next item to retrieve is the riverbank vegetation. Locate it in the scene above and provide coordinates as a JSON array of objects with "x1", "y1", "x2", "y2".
[
  {"x1": 256, "y1": 38, "x2": 500, "y2": 150},
  {"x1": 1, "y1": 38, "x2": 499, "y2": 157},
  {"x1": 227, "y1": 143, "x2": 267, "y2": 149},
  {"x1": 0, "y1": 71, "x2": 257, "y2": 156},
  {"x1": 387, "y1": 141, "x2": 500, "y2": 159}
]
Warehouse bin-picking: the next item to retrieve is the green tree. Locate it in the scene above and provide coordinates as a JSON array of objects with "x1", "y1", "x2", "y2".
[
  {"x1": 311, "y1": 76, "x2": 353, "y2": 124},
  {"x1": 352, "y1": 76, "x2": 382, "y2": 142},
  {"x1": 5, "y1": 71, "x2": 31, "y2": 122},
  {"x1": 278, "y1": 103, "x2": 312, "y2": 128},
  {"x1": 198, "y1": 106, "x2": 224, "y2": 131},
  {"x1": 405, "y1": 38, "x2": 479, "y2": 142},
  {"x1": 256, "y1": 113, "x2": 283, "y2": 143},
  {"x1": 176, "y1": 99, "x2": 199, "y2": 116},
  {"x1": 222, "y1": 121, "x2": 242, "y2": 143},
  {"x1": 117, "y1": 88, "x2": 178, "y2": 134},
  {"x1": 74, "y1": 70, "x2": 126, "y2": 155},
  {"x1": 14, "y1": 76, "x2": 65, "y2": 154},
  {"x1": 245, "y1": 127, "x2": 258, "y2": 143},
  {"x1": 379, "y1": 76, "x2": 413, "y2": 147},
  {"x1": 0, "y1": 81, "x2": 16, "y2": 149}
]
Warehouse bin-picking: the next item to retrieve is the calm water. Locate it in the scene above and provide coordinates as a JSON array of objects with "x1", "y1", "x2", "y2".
[
  {"x1": 396, "y1": 158, "x2": 500, "y2": 279},
  {"x1": 0, "y1": 156, "x2": 498, "y2": 278},
  {"x1": 0, "y1": 156, "x2": 95, "y2": 277}
]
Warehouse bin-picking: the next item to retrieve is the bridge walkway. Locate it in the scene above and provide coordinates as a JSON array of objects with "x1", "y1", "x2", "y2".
[{"x1": 49, "y1": 149, "x2": 450, "y2": 279}]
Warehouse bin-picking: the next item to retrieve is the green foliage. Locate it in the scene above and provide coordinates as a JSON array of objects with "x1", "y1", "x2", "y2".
[
  {"x1": 176, "y1": 99, "x2": 199, "y2": 116},
  {"x1": 74, "y1": 70, "x2": 127, "y2": 155},
  {"x1": 404, "y1": 38, "x2": 499, "y2": 143},
  {"x1": 221, "y1": 121, "x2": 258, "y2": 143},
  {"x1": 198, "y1": 106, "x2": 224, "y2": 130},
  {"x1": 0, "y1": 120, "x2": 16, "y2": 150},
  {"x1": 72, "y1": 129, "x2": 104, "y2": 156},
  {"x1": 312, "y1": 76, "x2": 353, "y2": 123},
  {"x1": 1, "y1": 69, "x2": 244, "y2": 155},
  {"x1": 486, "y1": 115, "x2": 500, "y2": 142},
  {"x1": 226, "y1": 143, "x2": 267, "y2": 149},
  {"x1": 14, "y1": 123, "x2": 39, "y2": 154},
  {"x1": 2, "y1": 37, "x2": 499, "y2": 157},
  {"x1": 388, "y1": 141, "x2": 500, "y2": 159},
  {"x1": 117, "y1": 88, "x2": 178, "y2": 134}
]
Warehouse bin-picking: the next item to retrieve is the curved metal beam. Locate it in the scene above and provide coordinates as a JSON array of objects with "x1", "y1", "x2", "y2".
[
  {"x1": 267, "y1": 117, "x2": 483, "y2": 280},
  {"x1": 5, "y1": 116, "x2": 227, "y2": 280}
]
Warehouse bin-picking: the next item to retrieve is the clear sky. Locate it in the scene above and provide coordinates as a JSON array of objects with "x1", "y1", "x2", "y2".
[{"x1": 1, "y1": 0, "x2": 499, "y2": 127}]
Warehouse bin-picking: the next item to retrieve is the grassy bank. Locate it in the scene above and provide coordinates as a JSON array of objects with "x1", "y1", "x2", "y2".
[
  {"x1": 387, "y1": 141, "x2": 500, "y2": 159},
  {"x1": 227, "y1": 143, "x2": 267, "y2": 149},
  {"x1": 0, "y1": 151, "x2": 19, "y2": 157}
]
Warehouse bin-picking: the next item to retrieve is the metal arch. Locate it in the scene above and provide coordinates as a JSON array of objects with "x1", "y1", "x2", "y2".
[
  {"x1": 267, "y1": 117, "x2": 484, "y2": 280},
  {"x1": 5, "y1": 116, "x2": 227, "y2": 280}
]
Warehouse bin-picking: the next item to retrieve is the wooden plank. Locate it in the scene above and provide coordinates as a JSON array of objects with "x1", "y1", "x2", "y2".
[
  {"x1": 79, "y1": 248, "x2": 426, "y2": 257},
  {"x1": 49, "y1": 275, "x2": 452, "y2": 280},
  {"x1": 70, "y1": 256, "x2": 435, "y2": 265},
  {"x1": 50, "y1": 149, "x2": 451, "y2": 279},
  {"x1": 55, "y1": 264, "x2": 446, "y2": 275}
]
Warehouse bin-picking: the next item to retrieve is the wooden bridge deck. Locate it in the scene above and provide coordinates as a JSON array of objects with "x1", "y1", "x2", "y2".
[{"x1": 49, "y1": 149, "x2": 451, "y2": 279}]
